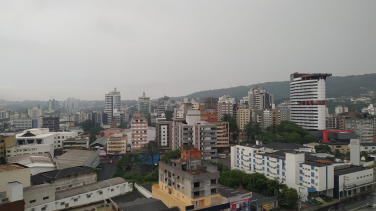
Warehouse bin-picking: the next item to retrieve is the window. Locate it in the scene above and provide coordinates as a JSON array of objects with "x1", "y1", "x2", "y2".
[
  {"x1": 43, "y1": 196, "x2": 49, "y2": 200},
  {"x1": 30, "y1": 199, "x2": 36, "y2": 203},
  {"x1": 87, "y1": 194, "x2": 91, "y2": 198},
  {"x1": 41, "y1": 207, "x2": 46, "y2": 211},
  {"x1": 74, "y1": 198, "x2": 78, "y2": 202},
  {"x1": 194, "y1": 200, "x2": 200, "y2": 207},
  {"x1": 211, "y1": 197, "x2": 216, "y2": 204},
  {"x1": 60, "y1": 202, "x2": 65, "y2": 205}
]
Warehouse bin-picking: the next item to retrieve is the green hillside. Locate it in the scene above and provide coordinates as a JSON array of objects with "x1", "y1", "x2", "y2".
[{"x1": 182, "y1": 73, "x2": 376, "y2": 102}]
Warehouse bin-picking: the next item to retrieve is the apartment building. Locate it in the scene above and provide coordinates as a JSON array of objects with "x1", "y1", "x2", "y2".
[
  {"x1": 171, "y1": 118, "x2": 185, "y2": 150},
  {"x1": 0, "y1": 134, "x2": 16, "y2": 158},
  {"x1": 105, "y1": 88, "x2": 121, "y2": 125},
  {"x1": 138, "y1": 92, "x2": 151, "y2": 122},
  {"x1": 156, "y1": 121, "x2": 172, "y2": 150},
  {"x1": 107, "y1": 132, "x2": 127, "y2": 156},
  {"x1": 344, "y1": 114, "x2": 375, "y2": 143},
  {"x1": 263, "y1": 109, "x2": 281, "y2": 130},
  {"x1": 28, "y1": 107, "x2": 43, "y2": 119},
  {"x1": 204, "y1": 97, "x2": 218, "y2": 112},
  {"x1": 277, "y1": 101, "x2": 291, "y2": 121},
  {"x1": 217, "y1": 95, "x2": 235, "y2": 121},
  {"x1": 42, "y1": 116, "x2": 60, "y2": 132},
  {"x1": 131, "y1": 113, "x2": 148, "y2": 152},
  {"x1": 236, "y1": 108, "x2": 251, "y2": 131},
  {"x1": 231, "y1": 143, "x2": 334, "y2": 200},
  {"x1": 248, "y1": 85, "x2": 274, "y2": 110},
  {"x1": 152, "y1": 148, "x2": 227, "y2": 211},
  {"x1": 208, "y1": 121, "x2": 229, "y2": 152},
  {"x1": 290, "y1": 73, "x2": 332, "y2": 130}
]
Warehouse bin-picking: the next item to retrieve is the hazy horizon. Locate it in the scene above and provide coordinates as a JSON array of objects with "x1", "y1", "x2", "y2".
[{"x1": 1, "y1": 1, "x2": 376, "y2": 101}]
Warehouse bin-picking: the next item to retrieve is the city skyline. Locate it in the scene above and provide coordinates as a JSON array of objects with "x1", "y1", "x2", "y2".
[{"x1": 1, "y1": 1, "x2": 376, "y2": 101}]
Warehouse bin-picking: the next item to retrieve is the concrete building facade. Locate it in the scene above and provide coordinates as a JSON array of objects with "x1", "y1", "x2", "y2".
[
  {"x1": 236, "y1": 108, "x2": 251, "y2": 131},
  {"x1": 248, "y1": 85, "x2": 274, "y2": 110},
  {"x1": 107, "y1": 132, "x2": 127, "y2": 156},
  {"x1": 105, "y1": 88, "x2": 121, "y2": 125},
  {"x1": 131, "y1": 113, "x2": 148, "y2": 152},
  {"x1": 290, "y1": 73, "x2": 332, "y2": 131},
  {"x1": 138, "y1": 92, "x2": 151, "y2": 123},
  {"x1": 152, "y1": 149, "x2": 226, "y2": 211},
  {"x1": 217, "y1": 95, "x2": 235, "y2": 121}
]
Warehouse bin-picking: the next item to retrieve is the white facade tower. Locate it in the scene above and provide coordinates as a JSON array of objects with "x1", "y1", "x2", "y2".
[
  {"x1": 290, "y1": 73, "x2": 332, "y2": 130},
  {"x1": 105, "y1": 88, "x2": 121, "y2": 125}
]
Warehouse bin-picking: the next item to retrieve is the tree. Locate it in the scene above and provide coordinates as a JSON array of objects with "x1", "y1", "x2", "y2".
[
  {"x1": 116, "y1": 153, "x2": 141, "y2": 172},
  {"x1": 276, "y1": 185, "x2": 298, "y2": 210},
  {"x1": 89, "y1": 127, "x2": 100, "y2": 144},
  {"x1": 314, "y1": 144, "x2": 332, "y2": 154},
  {"x1": 222, "y1": 114, "x2": 239, "y2": 143},
  {"x1": 118, "y1": 122, "x2": 128, "y2": 129},
  {"x1": 142, "y1": 141, "x2": 160, "y2": 166},
  {"x1": 161, "y1": 149, "x2": 181, "y2": 163}
]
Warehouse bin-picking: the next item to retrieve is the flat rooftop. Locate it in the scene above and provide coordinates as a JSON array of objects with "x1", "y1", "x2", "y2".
[
  {"x1": 334, "y1": 166, "x2": 370, "y2": 176},
  {"x1": 0, "y1": 164, "x2": 26, "y2": 172},
  {"x1": 31, "y1": 166, "x2": 93, "y2": 185},
  {"x1": 55, "y1": 149, "x2": 98, "y2": 169},
  {"x1": 55, "y1": 177, "x2": 126, "y2": 200}
]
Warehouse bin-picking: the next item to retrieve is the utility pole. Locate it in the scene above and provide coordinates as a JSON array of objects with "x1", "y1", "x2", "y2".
[
  {"x1": 298, "y1": 187, "x2": 303, "y2": 211},
  {"x1": 343, "y1": 176, "x2": 349, "y2": 198}
]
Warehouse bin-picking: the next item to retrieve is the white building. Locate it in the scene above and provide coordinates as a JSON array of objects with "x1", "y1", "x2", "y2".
[
  {"x1": 6, "y1": 144, "x2": 54, "y2": 158},
  {"x1": 24, "y1": 177, "x2": 132, "y2": 211},
  {"x1": 362, "y1": 104, "x2": 376, "y2": 115},
  {"x1": 11, "y1": 118, "x2": 33, "y2": 130},
  {"x1": 217, "y1": 95, "x2": 235, "y2": 121},
  {"x1": 28, "y1": 107, "x2": 43, "y2": 119},
  {"x1": 105, "y1": 88, "x2": 121, "y2": 125},
  {"x1": 333, "y1": 166, "x2": 374, "y2": 198},
  {"x1": 231, "y1": 143, "x2": 334, "y2": 200},
  {"x1": 290, "y1": 73, "x2": 332, "y2": 131},
  {"x1": 335, "y1": 106, "x2": 349, "y2": 114}
]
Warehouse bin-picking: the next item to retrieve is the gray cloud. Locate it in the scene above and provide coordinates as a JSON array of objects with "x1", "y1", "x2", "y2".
[{"x1": 1, "y1": 0, "x2": 375, "y2": 101}]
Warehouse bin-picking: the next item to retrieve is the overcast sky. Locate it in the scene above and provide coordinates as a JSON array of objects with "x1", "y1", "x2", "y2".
[{"x1": 1, "y1": 1, "x2": 375, "y2": 101}]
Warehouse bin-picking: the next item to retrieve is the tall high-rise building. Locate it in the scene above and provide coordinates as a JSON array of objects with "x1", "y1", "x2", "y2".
[
  {"x1": 105, "y1": 88, "x2": 121, "y2": 125},
  {"x1": 131, "y1": 113, "x2": 148, "y2": 152},
  {"x1": 217, "y1": 95, "x2": 235, "y2": 121},
  {"x1": 42, "y1": 116, "x2": 60, "y2": 132},
  {"x1": 236, "y1": 108, "x2": 251, "y2": 131},
  {"x1": 248, "y1": 85, "x2": 274, "y2": 110},
  {"x1": 138, "y1": 92, "x2": 151, "y2": 123},
  {"x1": 290, "y1": 73, "x2": 332, "y2": 130}
]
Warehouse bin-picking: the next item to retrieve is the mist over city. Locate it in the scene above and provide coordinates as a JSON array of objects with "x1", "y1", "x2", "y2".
[{"x1": 1, "y1": 1, "x2": 376, "y2": 211}]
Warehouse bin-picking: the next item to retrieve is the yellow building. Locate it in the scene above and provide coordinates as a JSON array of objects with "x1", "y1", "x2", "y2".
[
  {"x1": 152, "y1": 148, "x2": 228, "y2": 211},
  {"x1": 0, "y1": 134, "x2": 16, "y2": 158},
  {"x1": 236, "y1": 108, "x2": 251, "y2": 131},
  {"x1": 0, "y1": 164, "x2": 31, "y2": 192}
]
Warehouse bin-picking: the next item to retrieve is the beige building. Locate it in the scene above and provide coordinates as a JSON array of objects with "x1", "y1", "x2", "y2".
[
  {"x1": 236, "y1": 108, "x2": 251, "y2": 131},
  {"x1": 0, "y1": 134, "x2": 16, "y2": 158},
  {"x1": 208, "y1": 121, "x2": 229, "y2": 152},
  {"x1": 324, "y1": 142, "x2": 350, "y2": 154},
  {"x1": 0, "y1": 164, "x2": 31, "y2": 192},
  {"x1": 107, "y1": 132, "x2": 127, "y2": 155},
  {"x1": 131, "y1": 113, "x2": 148, "y2": 152}
]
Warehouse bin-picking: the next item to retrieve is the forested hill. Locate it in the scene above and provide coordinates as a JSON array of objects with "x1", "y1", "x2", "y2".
[{"x1": 182, "y1": 73, "x2": 376, "y2": 102}]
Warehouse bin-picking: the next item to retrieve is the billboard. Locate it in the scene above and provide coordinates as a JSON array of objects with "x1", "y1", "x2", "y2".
[{"x1": 231, "y1": 199, "x2": 249, "y2": 211}]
